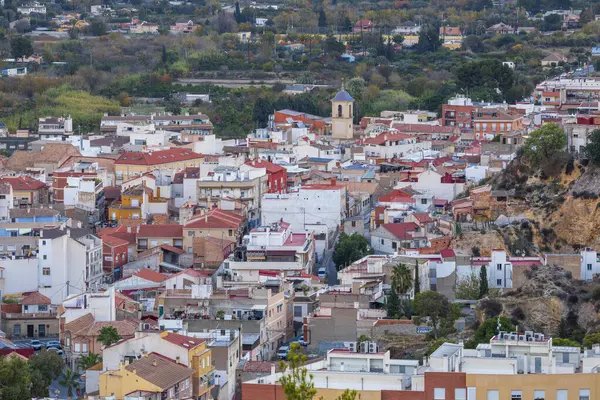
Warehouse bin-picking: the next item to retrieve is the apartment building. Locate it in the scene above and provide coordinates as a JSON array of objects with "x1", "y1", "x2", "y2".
[
  {"x1": 221, "y1": 220, "x2": 315, "y2": 285},
  {"x1": 1, "y1": 291, "x2": 58, "y2": 339},
  {"x1": 38, "y1": 226, "x2": 103, "y2": 301},
  {"x1": 196, "y1": 165, "x2": 268, "y2": 218},
  {"x1": 101, "y1": 113, "x2": 213, "y2": 134},
  {"x1": 363, "y1": 132, "x2": 432, "y2": 159},
  {"x1": 38, "y1": 116, "x2": 73, "y2": 141},
  {"x1": 52, "y1": 161, "x2": 110, "y2": 210},
  {"x1": 0, "y1": 175, "x2": 48, "y2": 207},
  {"x1": 473, "y1": 108, "x2": 524, "y2": 140},
  {"x1": 114, "y1": 149, "x2": 204, "y2": 184},
  {"x1": 99, "y1": 331, "x2": 214, "y2": 400}
]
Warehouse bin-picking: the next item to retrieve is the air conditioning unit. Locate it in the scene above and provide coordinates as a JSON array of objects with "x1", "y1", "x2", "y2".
[
  {"x1": 368, "y1": 342, "x2": 378, "y2": 353},
  {"x1": 347, "y1": 342, "x2": 357, "y2": 352},
  {"x1": 360, "y1": 342, "x2": 368, "y2": 353}
]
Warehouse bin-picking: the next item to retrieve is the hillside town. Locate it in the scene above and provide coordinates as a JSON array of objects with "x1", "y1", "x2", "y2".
[{"x1": 5, "y1": 0, "x2": 600, "y2": 397}]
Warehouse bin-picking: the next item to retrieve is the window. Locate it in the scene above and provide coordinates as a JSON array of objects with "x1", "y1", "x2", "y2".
[
  {"x1": 534, "y1": 390, "x2": 545, "y2": 400},
  {"x1": 188, "y1": 231, "x2": 195, "y2": 237},
  {"x1": 187, "y1": 247, "x2": 193, "y2": 254},
  {"x1": 497, "y1": 263, "x2": 502, "y2": 270},
  {"x1": 82, "y1": 343, "x2": 87, "y2": 353},
  {"x1": 434, "y1": 388, "x2": 445, "y2": 400},
  {"x1": 337, "y1": 104, "x2": 343, "y2": 117},
  {"x1": 74, "y1": 343, "x2": 81, "y2": 353},
  {"x1": 351, "y1": 221, "x2": 356, "y2": 227},
  {"x1": 455, "y1": 388, "x2": 466, "y2": 400},
  {"x1": 467, "y1": 388, "x2": 476, "y2": 400},
  {"x1": 228, "y1": 229, "x2": 234, "y2": 236},
  {"x1": 392, "y1": 242, "x2": 397, "y2": 250},
  {"x1": 38, "y1": 305, "x2": 48, "y2": 312},
  {"x1": 487, "y1": 390, "x2": 499, "y2": 400},
  {"x1": 43, "y1": 255, "x2": 47, "y2": 260},
  {"x1": 511, "y1": 390, "x2": 522, "y2": 400},
  {"x1": 579, "y1": 389, "x2": 590, "y2": 400},
  {"x1": 556, "y1": 390, "x2": 568, "y2": 400},
  {"x1": 42, "y1": 268, "x2": 50, "y2": 276},
  {"x1": 497, "y1": 279, "x2": 502, "y2": 286},
  {"x1": 381, "y1": 239, "x2": 384, "y2": 245},
  {"x1": 587, "y1": 264, "x2": 592, "y2": 271}
]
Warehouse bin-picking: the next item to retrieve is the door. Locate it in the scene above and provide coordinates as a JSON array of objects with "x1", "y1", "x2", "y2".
[
  {"x1": 38, "y1": 324, "x2": 46, "y2": 338},
  {"x1": 534, "y1": 357, "x2": 542, "y2": 373},
  {"x1": 27, "y1": 324, "x2": 34, "y2": 338}
]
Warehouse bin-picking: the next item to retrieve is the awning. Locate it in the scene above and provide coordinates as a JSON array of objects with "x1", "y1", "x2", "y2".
[{"x1": 251, "y1": 305, "x2": 266, "y2": 311}]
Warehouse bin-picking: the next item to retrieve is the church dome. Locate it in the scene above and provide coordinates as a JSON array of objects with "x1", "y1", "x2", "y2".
[{"x1": 331, "y1": 90, "x2": 354, "y2": 102}]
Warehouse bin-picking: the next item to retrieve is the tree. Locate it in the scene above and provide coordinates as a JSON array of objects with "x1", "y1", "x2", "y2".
[
  {"x1": 333, "y1": 233, "x2": 373, "y2": 270},
  {"x1": 479, "y1": 265, "x2": 489, "y2": 298},
  {"x1": 59, "y1": 369, "x2": 80, "y2": 399},
  {"x1": 461, "y1": 35, "x2": 485, "y2": 53},
  {"x1": 455, "y1": 59, "x2": 515, "y2": 100},
  {"x1": 79, "y1": 353, "x2": 102, "y2": 371},
  {"x1": 543, "y1": 14, "x2": 562, "y2": 31},
  {"x1": 414, "y1": 260, "x2": 420, "y2": 295},
  {"x1": 342, "y1": 16, "x2": 352, "y2": 32},
  {"x1": 413, "y1": 291, "x2": 452, "y2": 339},
  {"x1": 234, "y1": 1, "x2": 241, "y2": 23},
  {"x1": 318, "y1": 9, "x2": 327, "y2": 28},
  {"x1": 279, "y1": 343, "x2": 317, "y2": 400},
  {"x1": 0, "y1": 355, "x2": 31, "y2": 400},
  {"x1": 392, "y1": 34, "x2": 404, "y2": 45},
  {"x1": 553, "y1": 338, "x2": 580, "y2": 347},
  {"x1": 89, "y1": 19, "x2": 107, "y2": 36},
  {"x1": 583, "y1": 333, "x2": 600, "y2": 349},
  {"x1": 391, "y1": 263, "x2": 413, "y2": 296},
  {"x1": 10, "y1": 36, "x2": 33, "y2": 61},
  {"x1": 98, "y1": 326, "x2": 121, "y2": 347},
  {"x1": 332, "y1": 389, "x2": 360, "y2": 400},
  {"x1": 523, "y1": 124, "x2": 566, "y2": 167},
  {"x1": 455, "y1": 272, "x2": 481, "y2": 300},
  {"x1": 29, "y1": 350, "x2": 63, "y2": 395},
  {"x1": 584, "y1": 129, "x2": 600, "y2": 165},
  {"x1": 416, "y1": 25, "x2": 441, "y2": 53},
  {"x1": 385, "y1": 286, "x2": 402, "y2": 318},
  {"x1": 472, "y1": 316, "x2": 515, "y2": 345}
]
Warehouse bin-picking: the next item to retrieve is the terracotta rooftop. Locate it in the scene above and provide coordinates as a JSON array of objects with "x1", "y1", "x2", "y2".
[
  {"x1": 364, "y1": 132, "x2": 412, "y2": 146},
  {"x1": 161, "y1": 332, "x2": 205, "y2": 349},
  {"x1": 382, "y1": 222, "x2": 421, "y2": 240},
  {"x1": 115, "y1": 149, "x2": 203, "y2": 166},
  {"x1": 125, "y1": 353, "x2": 195, "y2": 390},
  {"x1": 102, "y1": 235, "x2": 130, "y2": 248},
  {"x1": 7, "y1": 143, "x2": 81, "y2": 171},
  {"x1": 134, "y1": 269, "x2": 168, "y2": 283},
  {"x1": 21, "y1": 291, "x2": 51, "y2": 305},
  {"x1": 0, "y1": 176, "x2": 47, "y2": 191},
  {"x1": 184, "y1": 209, "x2": 244, "y2": 230}
]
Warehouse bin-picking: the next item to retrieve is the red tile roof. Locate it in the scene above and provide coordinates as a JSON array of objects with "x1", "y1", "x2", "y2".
[
  {"x1": 364, "y1": 132, "x2": 412, "y2": 146},
  {"x1": 184, "y1": 209, "x2": 244, "y2": 230},
  {"x1": 115, "y1": 149, "x2": 203, "y2": 166},
  {"x1": 378, "y1": 189, "x2": 417, "y2": 203},
  {"x1": 382, "y1": 222, "x2": 420, "y2": 240},
  {"x1": 440, "y1": 249, "x2": 456, "y2": 258},
  {"x1": 137, "y1": 224, "x2": 183, "y2": 238},
  {"x1": 160, "y1": 244, "x2": 186, "y2": 254},
  {"x1": 21, "y1": 291, "x2": 51, "y2": 305},
  {"x1": 244, "y1": 159, "x2": 285, "y2": 174},
  {"x1": 0, "y1": 176, "x2": 47, "y2": 190},
  {"x1": 102, "y1": 235, "x2": 129, "y2": 248},
  {"x1": 412, "y1": 212, "x2": 434, "y2": 223},
  {"x1": 161, "y1": 332, "x2": 205, "y2": 349},
  {"x1": 134, "y1": 269, "x2": 168, "y2": 283}
]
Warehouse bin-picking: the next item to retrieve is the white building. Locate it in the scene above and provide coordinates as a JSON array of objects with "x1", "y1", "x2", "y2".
[
  {"x1": 38, "y1": 227, "x2": 103, "y2": 303},
  {"x1": 468, "y1": 250, "x2": 543, "y2": 289},
  {"x1": 397, "y1": 167, "x2": 465, "y2": 202},
  {"x1": 294, "y1": 141, "x2": 342, "y2": 161},
  {"x1": 222, "y1": 220, "x2": 315, "y2": 285},
  {"x1": 363, "y1": 132, "x2": 431, "y2": 159},
  {"x1": 17, "y1": 2, "x2": 46, "y2": 14},
  {"x1": 59, "y1": 287, "x2": 118, "y2": 324},
  {"x1": 261, "y1": 181, "x2": 346, "y2": 252},
  {"x1": 428, "y1": 332, "x2": 580, "y2": 375},
  {"x1": 38, "y1": 116, "x2": 73, "y2": 141},
  {"x1": 578, "y1": 248, "x2": 600, "y2": 281},
  {"x1": 0, "y1": 183, "x2": 14, "y2": 220}
]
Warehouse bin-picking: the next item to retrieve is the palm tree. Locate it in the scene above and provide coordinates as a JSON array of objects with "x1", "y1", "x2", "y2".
[
  {"x1": 391, "y1": 263, "x2": 413, "y2": 296},
  {"x1": 79, "y1": 352, "x2": 102, "y2": 371},
  {"x1": 59, "y1": 369, "x2": 80, "y2": 399}
]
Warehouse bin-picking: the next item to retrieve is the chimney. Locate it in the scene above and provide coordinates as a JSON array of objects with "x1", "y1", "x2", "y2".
[
  {"x1": 270, "y1": 364, "x2": 276, "y2": 375},
  {"x1": 40, "y1": 230, "x2": 44, "y2": 238},
  {"x1": 152, "y1": 359, "x2": 157, "y2": 367}
]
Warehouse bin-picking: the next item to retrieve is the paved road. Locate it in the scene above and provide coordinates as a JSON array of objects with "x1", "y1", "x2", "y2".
[{"x1": 11, "y1": 338, "x2": 59, "y2": 349}]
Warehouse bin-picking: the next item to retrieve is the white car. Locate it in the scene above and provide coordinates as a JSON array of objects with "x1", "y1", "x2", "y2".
[
  {"x1": 277, "y1": 345, "x2": 290, "y2": 359},
  {"x1": 317, "y1": 268, "x2": 327, "y2": 278}
]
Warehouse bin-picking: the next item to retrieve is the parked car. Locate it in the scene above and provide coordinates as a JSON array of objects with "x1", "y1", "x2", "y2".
[
  {"x1": 30, "y1": 339, "x2": 43, "y2": 351},
  {"x1": 277, "y1": 345, "x2": 290, "y2": 360},
  {"x1": 297, "y1": 335, "x2": 308, "y2": 346},
  {"x1": 45, "y1": 340, "x2": 61, "y2": 349},
  {"x1": 317, "y1": 267, "x2": 327, "y2": 279},
  {"x1": 46, "y1": 347, "x2": 64, "y2": 357}
]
